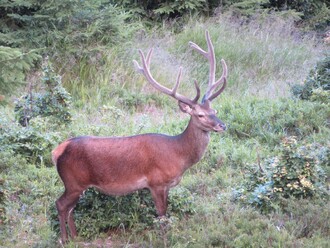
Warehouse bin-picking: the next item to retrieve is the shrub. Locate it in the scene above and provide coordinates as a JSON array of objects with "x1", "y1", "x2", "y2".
[
  {"x1": 291, "y1": 55, "x2": 330, "y2": 101},
  {"x1": 0, "y1": 1, "x2": 139, "y2": 52},
  {"x1": 0, "y1": 122, "x2": 60, "y2": 165},
  {"x1": 14, "y1": 61, "x2": 72, "y2": 127},
  {"x1": 235, "y1": 137, "x2": 329, "y2": 212},
  {"x1": 310, "y1": 87, "x2": 330, "y2": 104},
  {"x1": 0, "y1": 109, "x2": 62, "y2": 166},
  {"x1": 49, "y1": 186, "x2": 195, "y2": 240}
]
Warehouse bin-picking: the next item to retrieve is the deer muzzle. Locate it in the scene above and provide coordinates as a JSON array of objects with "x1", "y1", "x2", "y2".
[{"x1": 211, "y1": 115, "x2": 226, "y2": 132}]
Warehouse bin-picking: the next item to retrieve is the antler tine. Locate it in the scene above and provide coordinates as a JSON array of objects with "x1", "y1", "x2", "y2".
[
  {"x1": 133, "y1": 49, "x2": 200, "y2": 106},
  {"x1": 204, "y1": 59, "x2": 227, "y2": 102},
  {"x1": 190, "y1": 30, "x2": 216, "y2": 89},
  {"x1": 146, "y1": 49, "x2": 152, "y2": 67},
  {"x1": 190, "y1": 30, "x2": 227, "y2": 102},
  {"x1": 172, "y1": 67, "x2": 182, "y2": 95},
  {"x1": 192, "y1": 80, "x2": 201, "y2": 103},
  {"x1": 208, "y1": 77, "x2": 227, "y2": 101}
]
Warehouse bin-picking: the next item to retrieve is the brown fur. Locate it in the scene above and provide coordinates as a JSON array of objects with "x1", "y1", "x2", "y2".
[
  {"x1": 53, "y1": 102, "x2": 226, "y2": 243},
  {"x1": 54, "y1": 30, "x2": 227, "y2": 243}
]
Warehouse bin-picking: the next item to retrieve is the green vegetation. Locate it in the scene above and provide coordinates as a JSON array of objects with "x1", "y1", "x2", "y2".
[
  {"x1": 291, "y1": 55, "x2": 330, "y2": 103},
  {"x1": 236, "y1": 137, "x2": 329, "y2": 212},
  {"x1": 1, "y1": 1, "x2": 329, "y2": 247}
]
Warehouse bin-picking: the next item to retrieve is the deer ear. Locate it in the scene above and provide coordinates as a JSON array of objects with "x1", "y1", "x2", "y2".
[{"x1": 178, "y1": 101, "x2": 193, "y2": 114}]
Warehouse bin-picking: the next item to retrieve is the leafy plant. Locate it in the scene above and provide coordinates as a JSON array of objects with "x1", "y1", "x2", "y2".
[
  {"x1": 154, "y1": 0, "x2": 206, "y2": 17},
  {"x1": 14, "y1": 61, "x2": 72, "y2": 127},
  {"x1": 49, "y1": 186, "x2": 195, "y2": 240},
  {"x1": 0, "y1": 71, "x2": 66, "y2": 165},
  {"x1": 291, "y1": 55, "x2": 330, "y2": 102},
  {"x1": 230, "y1": 0, "x2": 271, "y2": 17},
  {"x1": 235, "y1": 137, "x2": 329, "y2": 211},
  {"x1": 0, "y1": 121, "x2": 60, "y2": 165},
  {"x1": 0, "y1": 1, "x2": 139, "y2": 53}
]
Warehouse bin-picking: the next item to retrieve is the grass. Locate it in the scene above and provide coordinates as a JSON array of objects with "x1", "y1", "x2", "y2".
[
  {"x1": 56, "y1": 14, "x2": 324, "y2": 110},
  {"x1": 1, "y1": 14, "x2": 329, "y2": 247}
]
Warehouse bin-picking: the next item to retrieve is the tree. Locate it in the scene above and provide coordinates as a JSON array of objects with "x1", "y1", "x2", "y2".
[{"x1": 0, "y1": 46, "x2": 40, "y2": 100}]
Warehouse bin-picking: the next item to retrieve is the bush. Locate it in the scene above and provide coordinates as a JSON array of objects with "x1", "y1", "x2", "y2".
[
  {"x1": 49, "y1": 186, "x2": 195, "y2": 240},
  {"x1": 310, "y1": 87, "x2": 330, "y2": 104},
  {"x1": 0, "y1": 1, "x2": 139, "y2": 52},
  {"x1": 0, "y1": 61, "x2": 69, "y2": 165},
  {"x1": 235, "y1": 137, "x2": 329, "y2": 212},
  {"x1": 0, "y1": 121, "x2": 60, "y2": 165},
  {"x1": 291, "y1": 55, "x2": 330, "y2": 102},
  {"x1": 14, "y1": 61, "x2": 72, "y2": 127}
]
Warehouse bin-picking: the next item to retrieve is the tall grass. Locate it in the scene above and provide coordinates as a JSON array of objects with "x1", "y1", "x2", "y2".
[
  {"x1": 58, "y1": 14, "x2": 324, "y2": 110},
  {"x1": 172, "y1": 15, "x2": 323, "y2": 98}
]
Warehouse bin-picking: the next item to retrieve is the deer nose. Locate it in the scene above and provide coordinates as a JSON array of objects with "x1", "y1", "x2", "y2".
[
  {"x1": 211, "y1": 115, "x2": 226, "y2": 132},
  {"x1": 216, "y1": 122, "x2": 226, "y2": 131},
  {"x1": 220, "y1": 123, "x2": 227, "y2": 131}
]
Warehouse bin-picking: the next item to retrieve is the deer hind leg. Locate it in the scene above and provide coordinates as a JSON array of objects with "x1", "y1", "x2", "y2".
[
  {"x1": 56, "y1": 190, "x2": 82, "y2": 243},
  {"x1": 149, "y1": 186, "x2": 169, "y2": 216}
]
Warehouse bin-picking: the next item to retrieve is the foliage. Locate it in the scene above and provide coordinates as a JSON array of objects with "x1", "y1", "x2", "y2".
[
  {"x1": 235, "y1": 137, "x2": 329, "y2": 211},
  {"x1": 154, "y1": 0, "x2": 206, "y2": 17},
  {"x1": 0, "y1": 119, "x2": 60, "y2": 165},
  {"x1": 113, "y1": 0, "x2": 330, "y2": 30},
  {"x1": 112, "y1": 0, "x2": 211, "y2": 20},
  {"x1": 291, "y1": 55, "x2": 330, "y2": 102},
  {"x1": 0, "y1": 148, "x2": 31, "y2": 230},
  {"x1": 0, "y1": 0, "x2": 139, "y2": 53},
  {"x1": 0, "y1": 46, "x2": 40, "y2": 99},
  {"x1": 272, "y1": 0, "x2": 330, "y2": 30},
  {"x1": 0, "y1": 61, "x2": 70, "y2": 164},
  {"x1": 14, "y1": 61, "x2": 72, "y2": 127},
  {"x1": 230, "y1": 0, "x2": 271, "y2": 16},
  {"x1": 0, "y1": 0, "x2": 140, "y2": 100},
  {"x1": 49, "y1": 186, "x2": 195, "y2": 240},
  {"x1": 222, "y1": 97, "x2": 330, "y2": 144},
  {"x1": 228, "y1": 0, "x2": 330, "y2": 30},
  {"x1": 0, "y1": 149, "x2": 61, "y2": 247},
  {"x1": 0, "y1": 177, "x2": 5, "y2": 226}
]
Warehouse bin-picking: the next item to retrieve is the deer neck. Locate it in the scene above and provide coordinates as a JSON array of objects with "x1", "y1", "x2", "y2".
[{"x1": 176, "y1": 118, "x2": 210, "y2": 168}]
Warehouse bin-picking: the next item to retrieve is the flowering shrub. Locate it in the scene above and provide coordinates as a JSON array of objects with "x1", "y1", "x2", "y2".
[{"x1": 235, "y1": 137, "x2": 329, "y2": 211}]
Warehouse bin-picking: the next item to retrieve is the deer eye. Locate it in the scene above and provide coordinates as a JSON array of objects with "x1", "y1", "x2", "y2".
[{"x1": 197, "y1": 113, "x2": 205, "y2": 118}]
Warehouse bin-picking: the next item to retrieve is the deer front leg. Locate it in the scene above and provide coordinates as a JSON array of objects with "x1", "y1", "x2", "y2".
[{"x1": 149, "y1": 186, "x2": 169, "y2": 216}]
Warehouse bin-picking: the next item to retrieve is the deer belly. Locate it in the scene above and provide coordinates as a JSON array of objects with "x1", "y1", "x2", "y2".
[{"x1": 93, "y1": 176, "x2": 148, "y2": 196}]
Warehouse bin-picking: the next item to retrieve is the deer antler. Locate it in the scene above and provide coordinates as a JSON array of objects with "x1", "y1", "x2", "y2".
[
  {"x1": 133, "y1": 49, "x2": 200, "y2": 106},
  {"x1": 189, "y1": 30, "x2": 227, "y2": 102}
]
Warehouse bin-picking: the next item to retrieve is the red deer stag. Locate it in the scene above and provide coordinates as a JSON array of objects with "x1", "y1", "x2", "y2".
[{"x1": 53, "y1": 30, "x2": 227, "y2": 243}]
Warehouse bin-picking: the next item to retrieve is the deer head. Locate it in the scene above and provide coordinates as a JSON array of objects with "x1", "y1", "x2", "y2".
[{"x1": 133, "y1": 30, "x2": 227, "y2": 133}]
